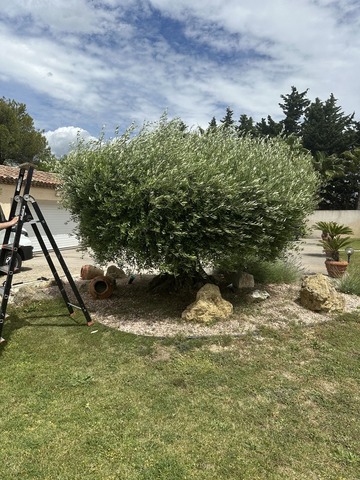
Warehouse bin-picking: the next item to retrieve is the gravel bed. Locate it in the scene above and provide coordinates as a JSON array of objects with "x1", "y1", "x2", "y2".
[{"x1": 19, "y1": 274, "x2": 360, "y2": 338}]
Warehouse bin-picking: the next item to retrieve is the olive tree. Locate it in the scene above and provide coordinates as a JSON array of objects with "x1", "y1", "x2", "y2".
[{"x1": 58, "y1": 117, "x2": 318, "y2": 283}]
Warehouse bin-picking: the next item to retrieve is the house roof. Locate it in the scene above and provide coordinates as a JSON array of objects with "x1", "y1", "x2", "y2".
[{"x1": 0, "y1": 165, "x2": 60, "y2": 189}]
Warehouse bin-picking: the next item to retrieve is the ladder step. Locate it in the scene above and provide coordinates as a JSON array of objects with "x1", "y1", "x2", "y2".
[
  {"x1": 1, "y1": 244, "x2": 13, "y2": 251},
  {"x1": 24, "y1": 219, "x2": 41, "y2": 225},
  {"x1": 0, "y1": 266, "x2": 18, "y2": 274},
  {"x1": 68, "y1": 303, "x2": 83, "y2": 310}
]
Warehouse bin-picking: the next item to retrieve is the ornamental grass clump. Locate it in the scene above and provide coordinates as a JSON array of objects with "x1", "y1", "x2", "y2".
[
  {"x1": 336, "y1": 267, "x2": 360, "y2": 296},
  {"x1": 58, "y1": 116, "x2": 319, "y2": 285}
]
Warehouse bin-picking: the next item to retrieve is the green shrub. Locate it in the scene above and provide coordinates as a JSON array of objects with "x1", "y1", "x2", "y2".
[
  {"x1": 58, "y1": 116, "x2": 318, "y2": 277},
  {"x1": 336, "y1": 268, "x2": 360, "y2": 296}
]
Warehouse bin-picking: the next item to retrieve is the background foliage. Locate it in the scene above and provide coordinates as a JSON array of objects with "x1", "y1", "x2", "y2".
[
  {"x1": 210, "y1": 87, "x2": 360, "y2": 210},
  {"x1": 59, "y1": 117, "x2": 318, "y2": 276},
  {"x1": 0, "y1": 97, "x2": 53, "y2": 166}
]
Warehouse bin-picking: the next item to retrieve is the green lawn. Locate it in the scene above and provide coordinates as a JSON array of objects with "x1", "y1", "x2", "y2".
[
  {"x1": 1, "y1": 299, "x2": 360, "y2": 479},
  {"x1": 348, "y1": 238, "x2": 360, "y2": 250},
  {"x1": 340, "y1": 238, "x2": 360, "y2": 267}
]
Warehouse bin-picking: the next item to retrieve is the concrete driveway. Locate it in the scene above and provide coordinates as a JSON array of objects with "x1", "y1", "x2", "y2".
[
  {"x1": 294, "y1": 237, "x2": 328, "y2": 275},
  {"x1": 7, "y1": 248, "x2": 97, "y2": 288}
]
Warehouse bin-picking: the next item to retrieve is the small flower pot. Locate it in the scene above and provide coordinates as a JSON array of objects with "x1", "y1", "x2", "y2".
[{"x1": 325, "y1": 260, "x2": 348, "y2": 278}]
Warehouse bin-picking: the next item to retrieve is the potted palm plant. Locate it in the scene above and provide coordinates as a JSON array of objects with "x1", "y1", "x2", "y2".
[{"x1": 313, "y1": 221, "x2": 353, "y2": 278}]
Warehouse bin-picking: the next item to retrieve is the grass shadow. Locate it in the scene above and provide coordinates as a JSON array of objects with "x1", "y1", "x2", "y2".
[{"x1": 0, "y1": 310, "x2": 30, "y2": 355}]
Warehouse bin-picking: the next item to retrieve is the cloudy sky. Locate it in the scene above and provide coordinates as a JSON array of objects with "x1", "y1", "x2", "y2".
[{"x1": 1, "y1": 0, "x2": 359, "y2": 157}]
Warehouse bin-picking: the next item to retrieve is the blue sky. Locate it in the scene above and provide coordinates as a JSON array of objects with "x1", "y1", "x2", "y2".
[{"x1": 1, "y1": 0, "x2": 359, "y2": 157}]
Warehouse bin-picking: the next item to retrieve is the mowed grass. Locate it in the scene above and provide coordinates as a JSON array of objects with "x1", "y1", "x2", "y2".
[
  {"x1": 0, "y1": 298, "x2": 360, "y2": 479},
  {"x1": 339, "y1": 239, "x2": 360, "y2": 272},
  {"x1": 347, "y1": 238, "x2": 360, "y2": 251}
]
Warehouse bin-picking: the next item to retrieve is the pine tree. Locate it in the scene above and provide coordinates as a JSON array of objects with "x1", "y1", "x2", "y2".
[
  {"x1": 220, "y1": 107, "x2": 235, "y2": 130},
  {"x1": 209, "y1": 116, "x2": 217, "y2": 128},
  {"x1": 279, "y1": 86, "x2": 310, "y2": 135},
  {"x1": 302, "y1": 94, "x2": 354, "y2": 155},
  {"x1": 255, "y1": 115, "x2": 282, "y2": 137},
  {"x1": 236, "y1": 114, "x2": 255, "y2": 136}
]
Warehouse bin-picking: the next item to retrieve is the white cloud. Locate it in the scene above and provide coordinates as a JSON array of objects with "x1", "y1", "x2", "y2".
[
  {"x1": 0, "y1": 0, "x2": 359, "y2": 135},
  {"x1": 0, "y1": 0, "x2": 114, "y2": 34},
  {"x1": 44, "y1": 127, "x2": 97, "y2": 157}
]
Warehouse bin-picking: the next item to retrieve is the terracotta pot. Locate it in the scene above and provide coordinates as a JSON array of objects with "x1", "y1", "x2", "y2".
[
  {"x1": 89, "y1": 275, "x2": 114, "y2": 299},
  {"x1": 80, "y1": 264, "x2": 104, "y2": 280},
  {"x1": 325, "y1": 260, "x2": 348, "y2": 278}
]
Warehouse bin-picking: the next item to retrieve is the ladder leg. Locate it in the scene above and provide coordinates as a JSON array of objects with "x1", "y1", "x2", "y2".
[
  {"x1": 29, "y1": 221, "x2": 75, "y2": 316},
  {"x1": 26, "y1": 202, "x2": 93, "y2": 326},
  {"x1": 1, "y1": 166, "x2": 94, "y2": 344},
  {"x1": 0, "y1": 172, "x2": 29, "y2": 341},
  {"x1": 0, "y1": 268, "x2": 15, "y2": 341}
]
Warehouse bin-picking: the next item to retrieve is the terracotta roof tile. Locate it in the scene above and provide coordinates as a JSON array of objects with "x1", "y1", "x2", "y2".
[{"x1": 0, "y1": 165, "x2": 60, "y2": 189}]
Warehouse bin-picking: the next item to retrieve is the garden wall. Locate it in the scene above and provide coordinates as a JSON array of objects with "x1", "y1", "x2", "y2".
[{"x1": 307, "y1": 210, "x2": 360, "y2": 237}]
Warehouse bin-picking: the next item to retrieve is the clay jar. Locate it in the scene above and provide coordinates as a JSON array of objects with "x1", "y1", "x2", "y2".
[
  {"x1": 88, "y1": 275, "x2": 114, "y2": 299},
  {"x1": 80, "y1": 265, "x2": 104, "y2": 280}
]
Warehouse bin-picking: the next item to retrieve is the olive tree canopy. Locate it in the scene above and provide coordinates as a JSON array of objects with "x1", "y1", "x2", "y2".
[{"x1": 59, "y1": 117, "x2": 319, "y2": 276}]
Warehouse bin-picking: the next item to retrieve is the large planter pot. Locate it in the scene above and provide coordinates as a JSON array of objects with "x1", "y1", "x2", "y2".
[{"x1": 325, "y1": 260, "x2": 348, "y2": 278}]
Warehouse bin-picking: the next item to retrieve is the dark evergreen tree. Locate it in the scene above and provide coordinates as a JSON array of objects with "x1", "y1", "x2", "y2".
[
  {"x1": 220, "y1": 107, "x2": 235, "y2": 130},
  {"x1": 236, "y1": 114, "x2": 256, "y2": 136},
  {"x1": 302, "y1": 94, "x2": 354, "y2": 155},
  {"x1": 255, "y1": 115, "x2": 282, "y2": 137},
  {"x1": 279, "y1": 86, "x2": 310, "y2": 135},
  {"x1": 319, "y1": 148, "x2": 360, "y2": 210},
  {"x1": 353, "y1": 120, "x2": 360, "y2": 147},
  {"x1": 207, "y1": 116, "x2": 217, "y2": 132},
  {"x1": 209, "y1": 116, "x2": 217, "y2": 127}
]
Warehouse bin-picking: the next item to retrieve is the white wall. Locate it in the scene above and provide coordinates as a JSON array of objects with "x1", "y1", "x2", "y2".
[
  {"x1": 307, "y1": 210, "x2": 360, "y2": 237},
  {"x1": 0, "y1": 184, "x2": 58, "y2": 216}
]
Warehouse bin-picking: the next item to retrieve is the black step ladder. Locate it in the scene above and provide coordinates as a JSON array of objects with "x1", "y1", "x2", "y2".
[{"x1": 0, "y1": 165, "x2": 93, "y2": 343}]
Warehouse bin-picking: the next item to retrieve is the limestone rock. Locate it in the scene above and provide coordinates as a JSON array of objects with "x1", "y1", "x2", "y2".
[
  {"x1": 231, "y1": 271, "x2": 255, "y2": 289},
  {"x1": 248, "y1": 289, "x2": 270, "y2": 302},
  {"x1": 181, "y1": 283, "x2": 233, "y2": 323},
  {"x1": 13, "y1": 284, "x2": 52, "y2": 305},
  {"x1": 106, "y1": 265, "x2": 126, "y2": 280},
  {"x1": 299, "y1": 273, "x2": 345, "y2": 312}
]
